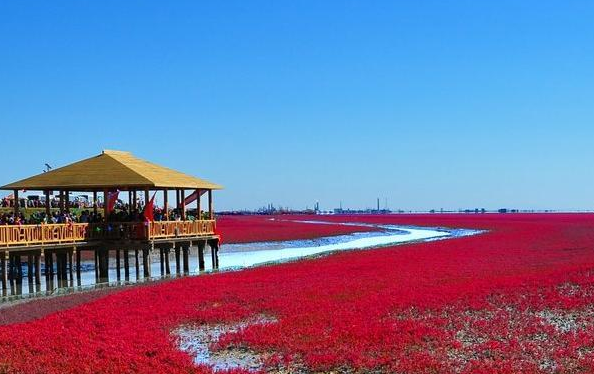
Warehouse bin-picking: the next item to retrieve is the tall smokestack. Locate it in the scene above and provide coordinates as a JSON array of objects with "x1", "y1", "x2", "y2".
[{"x1": 377, "y1": 198, "x2": 380, "y2": 211}]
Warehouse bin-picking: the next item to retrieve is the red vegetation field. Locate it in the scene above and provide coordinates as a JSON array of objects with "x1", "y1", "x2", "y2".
[
  {"x1": 216, "y1": 215, "x2": 378, "y2": 243},
  {"x1": 1, "y1": 214, "x2": 594, "y2": 373}
]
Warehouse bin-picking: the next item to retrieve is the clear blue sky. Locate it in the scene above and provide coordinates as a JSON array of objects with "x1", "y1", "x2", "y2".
[{"x1": 1, "y1": 1, "x2": 593, "y2": 211}]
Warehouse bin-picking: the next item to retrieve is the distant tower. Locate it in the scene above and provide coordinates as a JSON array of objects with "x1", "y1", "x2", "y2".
[{"x1": 377, "y1": 198, "x2": 380, "y2": 212}]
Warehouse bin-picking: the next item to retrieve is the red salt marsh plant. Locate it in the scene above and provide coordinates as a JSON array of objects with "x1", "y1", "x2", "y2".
[
  {"x1": 216, "y1": 215, "x2": 379, "y2": 243},
  {"x1": 1, "y1": 214, "x2": 594, "y2": 373}
]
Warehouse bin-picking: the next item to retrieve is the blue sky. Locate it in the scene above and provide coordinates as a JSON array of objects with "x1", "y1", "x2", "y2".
[{"x1": 1, "y1": 1, "x2": 593, "y2": 211}]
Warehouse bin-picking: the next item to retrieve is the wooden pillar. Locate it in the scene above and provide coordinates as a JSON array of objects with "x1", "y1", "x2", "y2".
[
  {"x1": 163, "y1": 189, "x2": 169, "y2": 221},
  {"x1": 13, "y1": 189, "x2": 19, "y2": 216},
  {"x1": 60, "y1": 252, "x2": 68, "y2": 288},
  {"x1": 175, "y1": 189, "x2": 180, "y2": 218},
  {"x1": 59, "y1": 191, "x2": 64, "y2": 214},
  {"x1": 45, "y1": 190, "x2": 51, "y2": 218},
  {"x1": 144, "y1": 188, "x2": 149, "y2": 210},
  {"x1": 55, "y1": 253, "x2": 63, "y2": 288},
  {"x1": 98, "y1": 249, "x2": 109, "y2": 283},
  {"x1": 175, "y1": 245, "x2": 181, "y2": 275},
  {"x1": 182, "y1": 245, "x2": 189, "y2": 274},
  {"x1": 47, "y1": 251, "x2": 54, "y2": 291},
  {"x1": 75, "y1": 248, "x2": 81, "y2": 286},
  {"x1": 135, "y1": 249, "x2": 140, "y2": 280},
  {"x1": 208, "y1": 190, "x2": 213, "y2": 219},
  {"x1": 45, "y1": 252, "x2": 53, "y2": 292},
  {"x1": 142, "y1": 248, "x2": 151, "y2": 278},
  {"x1": 197, "y1": 241, "x2": 205, "y2": 271},
  {"x1": 27, "y1": 255, "x2": 33, "y2": 282},
  {"x1": 115, "y1": 249, "x2": 121, "y2": 281},
  {"x1": 132, "y1": 190, "x2": 137, "y2": 211},
  {"x1": 68, "y1": 249, "x2": 74, "y2": 287},
  {"x1": 159, "y1": 248, "x2": 164, "y2": 276},
  {"x1": 165, "y1": 247, "x2": 171, "y2": 276},
  {"x1": 94, "y1": 250, "x2": 100, "y2": 282},
  {"x1": 55, "y1": 252, "x2": 61, "y2": 288},
  {"x1": 93, "y1": 191, "x2": 98, "y2": 215},
  {"x1": 210, "y1": 241, "x2": 217, "y2": 270},
  {"x1": 48, "y1": 251, "x2": 55, "y2": 281},
  {"x1": 62, "y1": 252, "x2": 69, "y2": 286},
  {"x1": 196, "y1": 189, "x2": 202, "y2": 220},
  {"x1": 64, "y1": 190, "x2": 70, "y2": 213},
  {"x1": 2, "y1": 251, "x2": 8, "y2": 294},
  {"x1": 215, "y1": 240, "x2": 220, "y2": 269},
  {"x1": 41, "y1": 249, "x2": 48, "y2": 285},
  {"x1": 27, "y1": 255, "x2": 33, "y2": 291},
  {"x1": 124, "y1": 249, "x2": 130, "y2": 281},
  {"x1": 35, "y1": 253, "x2": 41, "y2": 289},
  {"x1": 15, "y1": 254, "x2": 23, "y2": 295},
  {"x1": 9, "y1": 254, "x2": 15, "y2": 295},
  {"x1": 180, "y1": 190, "x2": 186, "y2": 220},
  {"x1": 128, "y1": 191, "x2": 132, "y2": 212},
  {"x1": 103, "y1": 189, "x2": 109, "y2": 222}
]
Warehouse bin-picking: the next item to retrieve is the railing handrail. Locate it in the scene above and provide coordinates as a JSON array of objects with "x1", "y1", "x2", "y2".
[{"x1": 0, "y1": 220, "x2": 216, "y2": 247}]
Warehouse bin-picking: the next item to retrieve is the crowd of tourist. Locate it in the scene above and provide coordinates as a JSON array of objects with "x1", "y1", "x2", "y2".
[
  {"x1": 0, "y1": 204, "x2": 195, "y2": 226},
  {"x1": 1, "y1": 195, "x2": 94, "y2": 209},
  {"x1": 0, "y1": 211, "x2": 104, "y2": 225}
]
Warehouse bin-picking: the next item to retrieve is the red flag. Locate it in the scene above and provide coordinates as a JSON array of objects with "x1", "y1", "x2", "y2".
[
  {"x1": 107, "y1": 190, "x2": 119, "y2": 213},
  {"x1": 143, "y1": 192, "x2": 156, "y2": 222},
  {"x1": 182, "y1": 189, "x2": 207, "y2": 207}
]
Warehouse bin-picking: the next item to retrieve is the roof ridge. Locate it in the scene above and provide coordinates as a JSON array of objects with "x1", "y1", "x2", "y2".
[{"x1": 102, "y1": 152, "x2": 155, "y2": 186}]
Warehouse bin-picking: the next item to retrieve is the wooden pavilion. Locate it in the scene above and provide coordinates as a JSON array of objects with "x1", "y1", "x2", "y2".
[{"x1": 0, "y1": 150, "x2": 222, "y2": 296}]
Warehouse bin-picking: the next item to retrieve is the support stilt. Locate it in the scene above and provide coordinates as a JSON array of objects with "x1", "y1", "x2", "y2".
[
  {"x1": 2, "y1": 251, "x2": 8, "y2": 296},
  {"x1": 68, "y1": 249, "x2": 74, "y2": 287},
  {"x1": 198, "y1": 241, "x2": 205, "y2": 271},
  {"x1": 135, "y1": 249, "x2": 140, "y2": 280},
  {"x1": 142, "y1": 248, "x2": 151, "y2": 278},
  {"x1": 182, "y1": 245, "x2": 189, "y2": 274},
  {"x1": 35, "y1": 253, "x2": 41, "y2": 291},
  {"x1": 124, "y1": 249, "x2": 130, "y2": 281},
  {"x1": 15, "y1": 254, "x2": 23, "y2": 295},
  {"x1": 27, "y1": 255, "x2": 34, "y2": 294},
  {"x1": 94, "y1": 250, "x2": 99, "y2": 282},
  {"x1": 76, "y1": 248, "x2": 81, "y2": 286},
  {"x1": 98, "y1": 249, "x2": 109, "y2": 283},
  {"x1": 175, "y1": 245, "x2": 181, "y2": 275},
  {"x1": 159, "y1": 248, "x2": 164, "y2": 276},
  {"x1": 210, "y1": 242, "x2": 216, "y2": 270},
  {"x1": 27, "y1": 255, "x2": 33, "y2": 284},
  {"x1": 47, "y1": 251, "x2": 54, "y2": 291},
  {"x1": 116, "y1": 249, "x2": 121, "y2": 281},
  {"x1": 165, "y1": 248, "x2": 171, "y2": 276}
]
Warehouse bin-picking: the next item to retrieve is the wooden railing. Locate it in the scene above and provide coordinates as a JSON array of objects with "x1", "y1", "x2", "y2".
[
  {"x1": 0, "y1": 220, "x2": 216, "y2": 247},
  {"x1": 0, "y1": 223, "x2": 89, "y2": 247},
  {"x1": 148, "y1": 220, "x2": 216, "y2": 239}
]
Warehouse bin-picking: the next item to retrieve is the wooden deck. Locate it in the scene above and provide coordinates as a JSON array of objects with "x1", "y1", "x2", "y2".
[{"x1": 0, "y1": 220, "x2": 220, "y2": 298}]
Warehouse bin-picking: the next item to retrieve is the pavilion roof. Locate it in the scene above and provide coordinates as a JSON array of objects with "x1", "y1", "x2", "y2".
[{"x1": 0, "y1": 150, "x2": 223, "y2": 191}]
